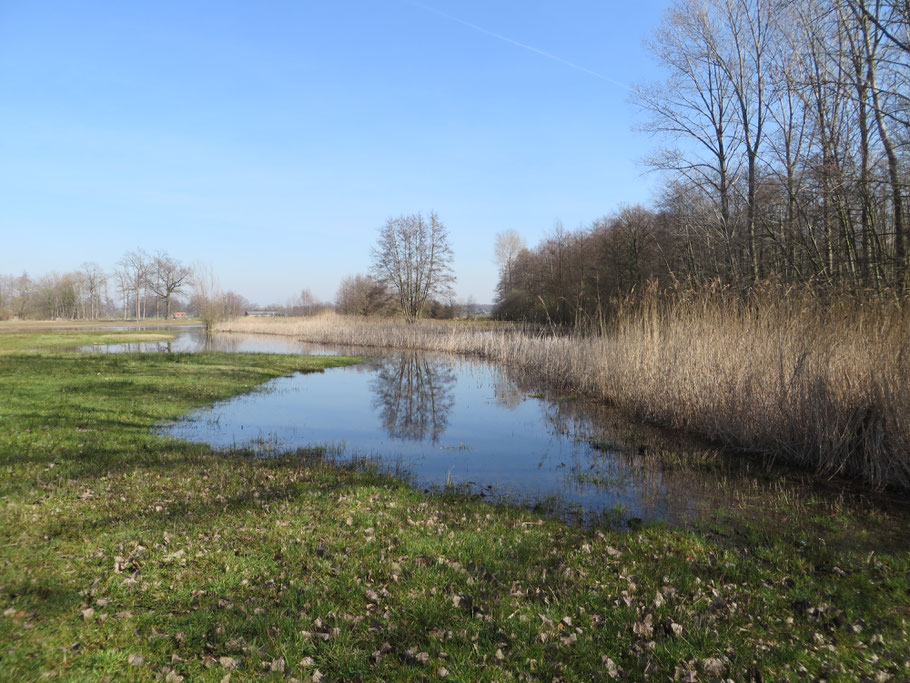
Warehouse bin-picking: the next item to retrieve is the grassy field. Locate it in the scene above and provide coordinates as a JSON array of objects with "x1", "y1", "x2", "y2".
[
  {"x1": 0, "y1": 329, "x2": 177, "y2": 354},
  {"x1": 0, "y1": 319, "x2": 200, "y2": 330},
  {"x1": 0, "y1": 332, "x2": 907, "y2": 680}
]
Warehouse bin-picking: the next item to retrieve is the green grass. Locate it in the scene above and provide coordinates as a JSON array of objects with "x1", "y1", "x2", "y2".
[
  {"x1": 0, "y1": 329, "x2": 177, "y2": 353},
  {"x1": 0, "y1": 345, "x2": 907, "y2": 681}
]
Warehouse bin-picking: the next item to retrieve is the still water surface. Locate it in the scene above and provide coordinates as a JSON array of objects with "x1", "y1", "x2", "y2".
[
  {"x1": 163, "y1": 351, "x2": 677, "y2": 522},
  {"x1": 78, "y1": 326, "x2": 350, "y2": 355},
  {"x1": 111, "y1": 329, "x2": 798, "y2": 527},
  {"x1": 81, "y1": 327, "x2": 903, "y2": 528}
]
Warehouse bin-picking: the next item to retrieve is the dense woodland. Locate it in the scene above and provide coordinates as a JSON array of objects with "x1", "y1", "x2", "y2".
[{"x1": 495, "y1": 0, "x2": 910, "y2": 323}]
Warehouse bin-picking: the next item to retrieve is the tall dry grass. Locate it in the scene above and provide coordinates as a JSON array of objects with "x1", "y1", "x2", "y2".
[{"x1": 218, "y1": 292, "x2": 910, "y2": 489}]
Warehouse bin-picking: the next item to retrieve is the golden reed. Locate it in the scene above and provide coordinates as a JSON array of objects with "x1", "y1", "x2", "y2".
[{"x1": 218, "y1": 290, "x2": 910, "y2": 490}]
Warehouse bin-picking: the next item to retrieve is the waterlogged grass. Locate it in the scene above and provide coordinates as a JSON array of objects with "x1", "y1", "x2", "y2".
[
  {"x1": 0, "y1": 329, "x2": 177, "y2": 354},
  {"x1": 0, "y1": 350, "x2": 908, "y2": 680}
]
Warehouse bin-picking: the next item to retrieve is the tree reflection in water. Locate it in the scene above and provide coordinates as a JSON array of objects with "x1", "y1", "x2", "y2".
[
  {"x1": 370, "y1": 353, "x2": 456, "y2": 442},
  {"x1": 203, "y1": 334, "x2": 242, "y2": 352}
]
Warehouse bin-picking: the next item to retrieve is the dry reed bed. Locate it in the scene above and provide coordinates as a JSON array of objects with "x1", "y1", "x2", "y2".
[{"x1": 218, "y1": 298, "x2": 910, "y2": 490}]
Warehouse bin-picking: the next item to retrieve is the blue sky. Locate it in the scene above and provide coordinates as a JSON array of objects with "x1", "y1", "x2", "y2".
[{"x1": 0, "y1": 0, "x2": 670, "y2": 305}]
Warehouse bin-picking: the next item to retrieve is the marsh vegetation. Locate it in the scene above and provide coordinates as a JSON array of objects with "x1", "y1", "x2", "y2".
[{"x1": 220, "y1": 287, "x2": 910, "y2": 491}]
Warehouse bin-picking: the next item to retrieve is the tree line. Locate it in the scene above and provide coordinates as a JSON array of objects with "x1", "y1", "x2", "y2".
[
  {"x1": 0, "y1": 219, "x2": 465, "y2": 323},
  {"x1": 494, "y1": 0, "x2": 910, "y2": 323},
  {"x1": 0, "y1": 250, "x2": 248, "y2": 321}
]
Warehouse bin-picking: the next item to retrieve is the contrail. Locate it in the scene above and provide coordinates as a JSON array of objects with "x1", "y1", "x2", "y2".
[{"x1": 407, "y1": 1, "x2": 629, "y2": 90}]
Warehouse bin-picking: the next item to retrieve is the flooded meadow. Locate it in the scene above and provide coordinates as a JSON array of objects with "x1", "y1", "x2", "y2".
[{"x1": 121, "y1": 328, "x2": 909, "y2": 532}]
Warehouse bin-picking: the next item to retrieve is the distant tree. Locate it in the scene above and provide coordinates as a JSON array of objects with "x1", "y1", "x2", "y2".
[
  {"x1": 0, "y1": 274, "x2": 10, "y2": 320},
  {"x1": 80, "y1": 262, "x2": 107, "y2": 320},
  {"x1": 148, "y1": 252, "x2": 191, "y2": 318},
  {"x1": 492, "y1": 207, "x2": 679, "y2": 324},
  {"x1": 600, "y1": 206, "x2": 661, "y2": 292},
  {"x1": 191, "y1": 264, "x2": 228, "y2": 333},
  {"x1": 31, "y1": 271, "x2": 83, "y2": 320},
  {"x1": 494, "y1": 230, "x2": 526, "y2": 294},
  {"x1": 290, "y1": 288, "x2": 318, "y2": 316},
  {"x1": 12, "y1": 273, "x2": 33, "y2": 319},
  {"x1": 336, "y1": 274, "x2": 393, "y2": 316},
  {"x1": 457, "y1": 294, "x2": 478, "y2": 318},
  {"x1": 113, "y1": 269, "x2": 131, "y2": 320},
  {"x1": 117, "y1": 249, "x2": 151, "y2": 320},
  {"x1": 221, "y1": 291, "x2": 249, "y2": 318},
  {"x1": 426, "y1": 297, "x2": 457, "y2": 319},
  {"x1": 371, "y1": 212, "x2": 455, "y2": 322}
]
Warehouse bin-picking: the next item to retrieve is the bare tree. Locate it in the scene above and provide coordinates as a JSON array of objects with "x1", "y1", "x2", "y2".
[
  {"x1": 635, "y1": 0, "x2": 744, "y2": 279},
  {"x1": 850, "y1": 0, "x2": 907, "y2": 280},
  {"x1": 336, "y1": 274, "x2": 393, "y2": 316},
  {"x1": 714, "y1": 0, "x2": 774, "y2": 281},
  {"x1": 291, "y1": 288, "x2": 318, "y2": 316},
  {"x1": 849, "y1": 0, "x2": 910, "y2": 56},
  {"x1": 493, "y1": 230, "x2": 526, "y2": 294},
  {"x1": 222, "y1": 291, "x2": 249, "y2": 318},
  {"x1": 765, "y1": 4, "x2": 812, "y2": 282},
  {"x1": 12, "y1": 273, "x2": 32, "y2": 319},
  {"x1": 112, "y1": 269, "x2": 130, "y2": 320},
  {"x1": 117, "y1": 249, "x2": 151, "y2": 320},
  {"x1": 191, "y1": 264, "x2": 227, "y2": 333},
  {"x1": 371, "y1": 212, "x2": 456, "y2": 322},
  {"x1": 80, "y1": 262, "x2": 107, "y2": 320},
  {"x1": 148, "y1": 252, "x2": 191, "y2": 318},
  {"x1": 0, "y1": 275, "x2": 9, "y2": 320}
]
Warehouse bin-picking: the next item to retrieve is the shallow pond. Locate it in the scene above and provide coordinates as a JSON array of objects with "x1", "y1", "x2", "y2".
[
  {"x1": 163, "y1": 351, "x2": 673, "y2": 521},
  {"x1": 78, "y1": 327, "x2": 352, "y2": 355},
  {"x1": 142, "y1": 330, "x2": 846, "y2": 527},
  {"x1": 77, "y1": 327, "x2": 905, "y2": 529}
]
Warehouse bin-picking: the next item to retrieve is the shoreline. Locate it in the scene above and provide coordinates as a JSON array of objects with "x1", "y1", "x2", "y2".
[{"x1": 217, "y1": 307, "x2": 910, "y2": 492}]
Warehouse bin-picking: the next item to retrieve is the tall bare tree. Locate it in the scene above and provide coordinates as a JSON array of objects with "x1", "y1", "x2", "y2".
[
  {"x1": 148, "y1": 252, "x2": 191, "y2": 318},
  {"x1": 714, "y1": 0, "x2": 774, "y2": 280},
  {"x1": 635, "y1": 0, "x2": 744, "y2": 279},
  {"x1": 493, "y1": 230, "x2": 526, "y2": 294},
  {"x1": 371, "y1": 212, "x2": 455, "y2": 323},
  {"x1": 12, "y1": 273, "x2": 32, "y2": 319},
  {"x1": 117, "y1": 249, "x2": 151, "y2": 320},
  {"x1": 222, "y1": 291, "x2": 249, "y2": 318},
  {"x1": 765, "y1": 3, "x2": 812, "y2": 281},
  {"x1": 850, "y1": 0, "x2": 907, "y2": 281},
  {"x1": 291, "y1": 288, "x2": 318, "y2": 316},
  {"x1": 80, "y1": 262, "x2": 108, "y2": 320}
]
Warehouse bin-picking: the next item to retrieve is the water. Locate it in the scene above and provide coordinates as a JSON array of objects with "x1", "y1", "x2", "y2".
[
  {"x1": 78, "y1": 327, "x2": 352, "y2": 355},
  {"x1": 155, "y1": 340, "x2": 758, "y2": 525},
  {"x1": 79, "y1": 328, "x2": 906, "y2": 528}
]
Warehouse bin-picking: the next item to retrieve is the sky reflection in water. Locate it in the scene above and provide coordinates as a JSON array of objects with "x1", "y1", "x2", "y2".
[
  {"x1": 67, "y1": 327, "x2": 904, "y2": 530},
  {"x1": 158, "y1": 335, "x2": 716, "y2": 524}
]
